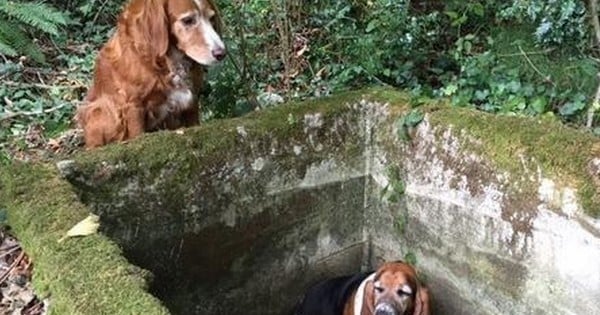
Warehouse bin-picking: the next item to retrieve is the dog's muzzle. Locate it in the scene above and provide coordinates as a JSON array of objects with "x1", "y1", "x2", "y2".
[{"x1": 374, "y1": 303, "x2": 398, "y2": 315}]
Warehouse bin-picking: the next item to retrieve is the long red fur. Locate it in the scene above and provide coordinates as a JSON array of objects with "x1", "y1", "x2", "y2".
[{"x1": 77, "y1": 0, "x2": 212, "y2": 148}]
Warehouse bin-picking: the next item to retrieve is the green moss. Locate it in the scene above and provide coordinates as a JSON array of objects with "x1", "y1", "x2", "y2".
[
  {"x1": 427, "y1": 106, "x2": 600, "y2": 217},
  {"x1": 73, "y1": 87, "x2": 407, "y2": 182},
  {"x1": 0, "y1": 163, "x2": 169, "y2": 315}
]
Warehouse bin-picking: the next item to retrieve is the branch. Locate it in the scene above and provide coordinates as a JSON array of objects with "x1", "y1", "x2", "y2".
[
  {"x1": 0, "y1": 103, "x2": 72, "y2": 122},
  {"x1": 590, "y1": 0, "x2": 600, "y2": 49},
  {"x1": 2, "y1": 80, "x2": 86, "y2": 90},
  {"x1": 587, "y1": 73, "x2": 600, "y2": 128},
  {"x1": 587, "y1": 0, "x2": 600, "y2": 128},
  {"x1": 517, "y1": 45, "x2": 555, "y2": 87}
]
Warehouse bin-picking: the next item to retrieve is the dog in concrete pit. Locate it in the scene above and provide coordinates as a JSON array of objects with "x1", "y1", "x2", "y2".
[{"x1": 293, "y1": 261, "x2": 430, "y2": 315}]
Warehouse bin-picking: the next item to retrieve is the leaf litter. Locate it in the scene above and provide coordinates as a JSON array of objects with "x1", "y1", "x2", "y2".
[{"x1": 0, "y1": 228, "x2": 48, "y2": 315}]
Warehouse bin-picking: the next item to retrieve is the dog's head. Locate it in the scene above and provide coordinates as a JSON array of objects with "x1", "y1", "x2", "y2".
[
  {"x1": 368, "y1": 261, "x2": 427, "y2": 315},
  {"x1": 121, "y1": 0, "x2": 226, "y2": 67}
]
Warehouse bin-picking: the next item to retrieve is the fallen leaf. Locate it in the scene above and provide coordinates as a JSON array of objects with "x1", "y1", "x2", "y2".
[{"x1": 58, "y1": 215, "x2": 100, "y2": 242}]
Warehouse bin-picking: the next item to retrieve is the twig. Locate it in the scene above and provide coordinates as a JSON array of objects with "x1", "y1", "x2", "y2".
[
  {"x1": 590, "y1": 0, "x2": 600, "y2": 50},
  {"x1": 0, "y1": 245, "x2": 21, "y2": 260},
  {"x1": 587, "y1": 0, "x2": 600, "y2": 128},
  {"x1": 92, "y1": 0, "x2": 110, "y2": 25},
  {"x1": 0, "y1": 250, "x2": 24, "y2": 284},
  {"x1": 36, "y1": 71, "x2": 46, "y2": 86},
  {"x1": 1, "y1": 103, "x2": 71, "y2": 122},
  {"x1": 496, "y1": 48, "x2": 555, "y2": 57},
  {"x1": 23, "y1": 300, "x2": 44, "y2": 315},
  {"x1": 2, "y1": 81, "x2": 85, "y2": 90},
  {"x1": 587, "y1": 73, "x2": 600, "y2": 128},
  {"x1": 517, "y1": 45, "x2": 556, "y2": 87}
]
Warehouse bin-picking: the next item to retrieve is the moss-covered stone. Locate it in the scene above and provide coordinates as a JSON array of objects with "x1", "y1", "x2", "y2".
[
  {"x1": 426, "y1": 106, "x2": 600, "y2": 217},
  {"x1": 0, "y1": 163, "x2": 169, "y2": 315},
  {"x1": 1, "y1": 87, "x2": 599, "y2": 315}
]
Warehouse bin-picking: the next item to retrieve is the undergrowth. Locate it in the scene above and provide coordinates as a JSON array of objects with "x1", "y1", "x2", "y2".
[{"x1": 1, "y1": 0, "x2": 600, "y2": 154}]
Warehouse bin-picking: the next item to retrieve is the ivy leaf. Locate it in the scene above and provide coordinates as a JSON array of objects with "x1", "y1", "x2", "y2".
[
  {"x1": 396, "y1": 109, "x2": 424, "y2": 141},
  {"x1": 404, "y1": 109, "x2": 424, "y2": 127},
  {"x1": 530, "y1": 97, "x2": 548, "y2": 114},
  {"x1": 404, "y1": 252, "x2": 418, "y2": 266},
  {"x1": 442, "y1": 83, "x2": 458, "y2": 96},
  {"x1": 444, "y1": 11, "x2": 459, "y2": 20},
  {"x1": 474, "y1": 89, "x2": 489, "y2": 101},
  {"x1": 366, "y1": 19, "x2": 378, "y2": 33},
  {"x1": 559, "y1": 99, "x2": 586, "y2": 116},
  {"x1": 471, "y1": 3, "x2": 485, "y2": 17}
]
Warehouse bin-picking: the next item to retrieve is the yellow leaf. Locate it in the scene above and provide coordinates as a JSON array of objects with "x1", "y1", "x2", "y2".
[{"x1": 58, "y1": 214, "x2": 100, "y2": 242}]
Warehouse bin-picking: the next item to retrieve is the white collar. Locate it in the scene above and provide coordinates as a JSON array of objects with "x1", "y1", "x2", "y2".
[{"x1": 353, "y1": 273, "x2": 376, "y2": 315}]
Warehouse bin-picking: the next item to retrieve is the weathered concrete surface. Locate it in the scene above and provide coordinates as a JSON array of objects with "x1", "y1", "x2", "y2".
[
  {"x1": 368, "y1": 102, "x2": 600, "y2": 315},
  {"x1": 57, "y1": 88, "x2": 600, "y2": 315},
  {"x1": 62, "y1": 94, "x2": 372, "y2": 314}
]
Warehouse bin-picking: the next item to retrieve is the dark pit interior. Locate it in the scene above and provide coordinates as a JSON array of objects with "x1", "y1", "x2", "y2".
[{"x1": 79, "y1": 175, "x2": 378, "y2": 315}]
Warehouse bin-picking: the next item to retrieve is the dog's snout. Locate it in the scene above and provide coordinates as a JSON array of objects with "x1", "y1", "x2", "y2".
[
  {"x1": 212, "y1": 47, "x2": 227, "y2": 61},
  {"x1": 375, "y1": 303, "x2": 398, "y2": 315}
]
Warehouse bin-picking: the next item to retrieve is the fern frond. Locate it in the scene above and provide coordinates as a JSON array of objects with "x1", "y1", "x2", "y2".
[
  {"x1": 0, "y1": 1, "x2": 67, "y2": 36},
  {"x1": 0, "y1": 41, "x2": 18, "y2": 57},
  {"x1": 0, "y1": 20, "x2": 19, "y2": 57},
  {"x1": 0, "y1": 19, "x2": 45, "y2": 63}
]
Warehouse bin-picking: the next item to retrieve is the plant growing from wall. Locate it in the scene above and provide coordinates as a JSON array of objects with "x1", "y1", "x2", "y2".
[
  {"x1": 396, "y1": 109, "x2": 425, "y2": 141},
  {"x1": 382, "y1": 165, "x2": 405, "y2": 204}
]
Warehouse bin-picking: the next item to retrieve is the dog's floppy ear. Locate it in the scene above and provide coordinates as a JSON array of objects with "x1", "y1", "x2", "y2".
[
  {"x1": 122, "y1": 0, "x2": 169, "y2": 70},
  {"x1": 206, "y1": 0, "x2": 224, "y2": 34},
  {"x1": 412, "y1": 281, "x2": 431, "y2": 315}
]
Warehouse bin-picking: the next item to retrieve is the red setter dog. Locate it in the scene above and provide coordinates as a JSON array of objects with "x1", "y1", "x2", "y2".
[{"x1": 77, "y1": 0, "x2": 226, "y2": 148}]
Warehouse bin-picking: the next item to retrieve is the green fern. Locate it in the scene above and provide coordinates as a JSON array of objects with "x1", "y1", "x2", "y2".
[{"x1": 0, "y1": 1, "x2": 68, "y2": 63}]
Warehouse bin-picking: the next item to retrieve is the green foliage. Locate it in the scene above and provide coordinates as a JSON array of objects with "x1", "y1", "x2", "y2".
[
  {"x1": 2, "y1": 0, "x2": 600, "y2": 154},
  {"x1": 0, "y1": 1, "x2": 68, "y2": 63},
  {"x1": 499, "y1": 0, "x2": 588, "y2": 48},
  {"x1": 397, "y1": 109, "x2": 425, "y2": 141},
  {"x1": 437, "y1": 23, "x2": 597, "y2": 124},
  {"x1": 207, "y1": 0, "x2": 597, "y2": 128},
  {"x1": 382, "y1": 165, "x2": 405, "y2": 203},
  {"x1": 403, "y1": 252, "x2": 417, "y2": 266}
]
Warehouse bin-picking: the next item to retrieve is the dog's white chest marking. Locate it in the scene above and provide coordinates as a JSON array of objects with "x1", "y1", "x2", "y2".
[
  {"x1": 354, "y1": 273, "x2": 375, "y2": 315},
  {"x1": 166, "y1": 88, "x2": 193, "y2": 111},
  {"x1": 153, "y1": 49, "x2": 196, "y2": 126}
]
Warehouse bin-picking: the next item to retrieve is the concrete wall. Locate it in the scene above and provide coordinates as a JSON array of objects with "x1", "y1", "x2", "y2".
[{"x1": 62, "y1": 90, "x2": 600, "y2": 315}]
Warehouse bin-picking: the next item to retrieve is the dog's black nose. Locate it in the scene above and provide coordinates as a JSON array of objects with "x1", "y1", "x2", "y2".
[
  {"x1": 212, "y1": 47, "x2": 227, "y2": 61},
  {"x1": 374, "y1": 303, "x2": 397, "y2": 315}
]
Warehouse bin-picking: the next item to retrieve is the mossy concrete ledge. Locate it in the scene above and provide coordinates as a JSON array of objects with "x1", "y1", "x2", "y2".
[
  {"x1": 0, "y1": 163, "x2": 170, "y2": 315},
  {"x1": 2, "y1": 88, "x2": 600, "y2": 315}
]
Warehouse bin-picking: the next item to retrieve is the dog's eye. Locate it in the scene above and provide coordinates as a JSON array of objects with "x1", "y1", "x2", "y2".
[
  {"x1": 397, "y1": 289, "x2": 411, "y2": 296},
  {"x1": 182, "y1": 16, "x2": 196, "y2": 26},
  {"x1": 374, "y1": 286, "x2": 384, "y2": 293}
]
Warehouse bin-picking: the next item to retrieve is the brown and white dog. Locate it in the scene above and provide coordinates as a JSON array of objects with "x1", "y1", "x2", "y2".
[
  {"x1": 294, "y1": 261, "x2": 430, "y2": 315},
  {"x1": 76, "y1": 0, "x2": 226, "y2": 148}
]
